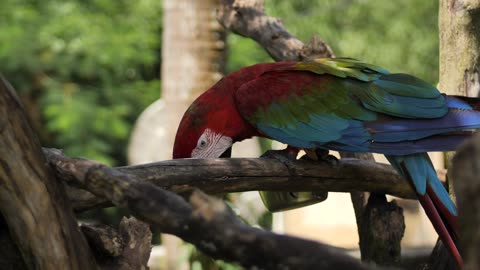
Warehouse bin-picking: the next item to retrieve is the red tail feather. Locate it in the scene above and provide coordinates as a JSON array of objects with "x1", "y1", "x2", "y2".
[{"x1": 417, "y1": 188, "x2": 463, "y2": 268}]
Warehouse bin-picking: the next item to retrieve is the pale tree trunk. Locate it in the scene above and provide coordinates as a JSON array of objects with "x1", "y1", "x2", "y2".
[
  {"x1": 159, "y1": 3, "x2": 226, "y2": 268},
  {"x1": 128, "y1": 0, "x2": 261, "y2": 269},
  {"x1": 439, "y1": 0, "x2": 480, "y2": 97},
  {"x1": 432, "y1": 1, "x2": 480, "y2": 269}
]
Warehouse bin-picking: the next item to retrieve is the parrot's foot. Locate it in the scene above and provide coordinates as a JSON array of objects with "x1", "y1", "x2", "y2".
[
  {"x1": 260, "y1": 148, "x2": 298, "y2": 164},
  {"x1": 259, "y1": 147, "x2": 328, "y2": 212},
  {"x1": 302, "y1": 148, "x2": 339, "y2": 166}
]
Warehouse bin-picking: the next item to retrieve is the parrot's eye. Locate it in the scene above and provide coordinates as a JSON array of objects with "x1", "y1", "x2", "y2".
[
  {"x1": 197, "y1": 134, "x2": 208, "y2": 148},
  {"x1": 191, "y1": 128, "x2": 232, "y2": 158}
]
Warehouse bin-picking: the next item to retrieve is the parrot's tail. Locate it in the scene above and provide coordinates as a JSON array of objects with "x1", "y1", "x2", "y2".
[{"x1": 386, "y1": 153, "x2": 463, "y2": 268}]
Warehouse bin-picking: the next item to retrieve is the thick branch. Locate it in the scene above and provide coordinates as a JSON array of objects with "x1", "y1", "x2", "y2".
[
  {"x1": 0, "y1": 76, "x2": 97, "y2": 269},
  {"x1": 452, "y1": 132, "x2": 480, "y2": 270},
  {"x1": 217, "y1": 0, "x2": 334, "y2": 60},
  {"x1": 45, "y1": 149, "x2": 391, "y2": 270},
  {"x1": 43, "y1": 148, "x2": 417, "y2": 211}
]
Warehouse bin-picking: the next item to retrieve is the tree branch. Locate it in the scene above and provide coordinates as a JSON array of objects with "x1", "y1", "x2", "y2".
[
  {"x1": 217, "y1": 0, "x2": 334, "y2": 61},
  {"x1": 43, "y1": 148, "x2": 416, "y2": 212},
  {"x1": 45, "y1": 148, "x2": 394, "y2": 270}
]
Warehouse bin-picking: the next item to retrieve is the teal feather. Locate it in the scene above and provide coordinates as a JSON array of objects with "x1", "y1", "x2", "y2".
[{"x1": 386, "y1": 154, "x2": 457, "y2": 216}]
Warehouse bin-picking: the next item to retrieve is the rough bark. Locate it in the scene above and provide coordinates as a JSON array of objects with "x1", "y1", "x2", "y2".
[
  {"x1": 0, "y1": 75, "x2": 98, "y2": 269},
  {"x1": 45, "y1": 149, "x2": 394, "y2": 270},
  {"x1": 452, "y1": 132, "x2": 480, "y2": 270},
  {"x1": 81, "y1": 217, "x2": 152, "y2": 270},
  {"x1": 217, "y1": 0, "x2": 405, "y2": 266}
]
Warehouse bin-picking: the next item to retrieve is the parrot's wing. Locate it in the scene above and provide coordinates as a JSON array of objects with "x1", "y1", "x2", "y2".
[
  {"x1": 235, "y1": 58, "x2": 472, "y2": 267},
  {"x1": 235, "y1": 58, "x2": 449, "y2": 151}
]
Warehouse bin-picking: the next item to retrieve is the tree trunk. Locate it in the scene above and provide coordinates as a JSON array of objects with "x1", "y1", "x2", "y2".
[
  {"x1": 439, "y1": 1, "x2": 480, "y2": 269},
  {"x1": 0, "y1": 75, "x2": 98, "y2": 269},
  {"x1": 439, "y1": 0, "x2": 480, "y2": 97},
  {"x1": 129, "y1": 0, "x2": 231, "y2": 268}
]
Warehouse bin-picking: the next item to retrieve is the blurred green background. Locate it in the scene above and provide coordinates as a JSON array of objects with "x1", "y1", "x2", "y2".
[
  {"x1": 0, "y1": 0, "x2": 438, "y2": 167},
  {"x1": 0, "y1": 0, "x2": 439, "y2": 268}
]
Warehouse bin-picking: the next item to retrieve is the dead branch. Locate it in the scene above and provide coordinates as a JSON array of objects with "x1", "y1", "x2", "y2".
[{"x1": 45, "y1": 148, "x2": 395, "y2": 270}]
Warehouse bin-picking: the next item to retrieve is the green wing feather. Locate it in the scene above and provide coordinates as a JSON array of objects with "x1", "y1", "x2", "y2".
[{"x1": 236, "y1": 58, "x2": 447, "y2": 137}]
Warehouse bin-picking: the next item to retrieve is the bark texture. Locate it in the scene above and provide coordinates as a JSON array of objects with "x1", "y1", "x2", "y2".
[
  {"x1": 0, "y1": 75, "x2": 98, "y2": 269},
  {"x1": 81, "y1": 217, "x2": 152, "y2": 270},
  {"x1": 439, "y1": 0, "x2": 480, "y2": 97}
]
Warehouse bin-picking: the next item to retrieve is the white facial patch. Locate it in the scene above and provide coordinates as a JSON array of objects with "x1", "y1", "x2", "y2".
[{"x1": 191, "y1": 128, "x2": 232, "y2": 158}]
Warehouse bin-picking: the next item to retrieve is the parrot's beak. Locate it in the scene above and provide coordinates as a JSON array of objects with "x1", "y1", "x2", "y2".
[{"x1": 220, "y1": 146, "x2": 232, "y2": 158}]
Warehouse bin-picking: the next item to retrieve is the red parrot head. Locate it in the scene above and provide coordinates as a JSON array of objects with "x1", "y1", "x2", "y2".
[
  {"x1": 172, "y1": 62, "x2": 284, "y2": 159},
  {"x1": 172, "y1": 93, "x2": 234, "y2": 159},
  {"x1": 172, "y1": 78, "x2": 257, "y2": 159}
]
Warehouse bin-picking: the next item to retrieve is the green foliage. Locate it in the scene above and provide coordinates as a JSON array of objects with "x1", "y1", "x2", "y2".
[
  {"x1": 0, "y1": 0, "x2": 162, "y2": 165},
  {"x1": 229, "y1": 0, "x2": 439, "y2": 84}
]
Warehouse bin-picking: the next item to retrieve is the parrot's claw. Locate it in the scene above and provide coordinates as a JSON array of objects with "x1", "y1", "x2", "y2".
[
  {"x1": 259, "y1": 148, "x2": 328, "y2": 212},
  {"x1": 301, "y1": 148, "x2": 339, "y2": 166}
]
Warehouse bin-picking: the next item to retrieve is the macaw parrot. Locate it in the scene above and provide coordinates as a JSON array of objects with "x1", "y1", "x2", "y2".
[{"x1": 173, "y1": 58, "x2": 479, "y2": 267}]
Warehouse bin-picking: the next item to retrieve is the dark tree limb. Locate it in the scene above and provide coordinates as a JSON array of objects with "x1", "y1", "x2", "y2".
[
  {"x1": 0, "y1": 75, "x2": 98, "y2": 269},
  {"x1": 45, "y1": 148, "x2": 396, "y2": 270}
]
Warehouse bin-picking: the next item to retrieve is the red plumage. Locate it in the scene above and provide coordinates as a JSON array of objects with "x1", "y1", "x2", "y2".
[{"x1": 173, "y1": 62, "x2": 291, "y2": 158}]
